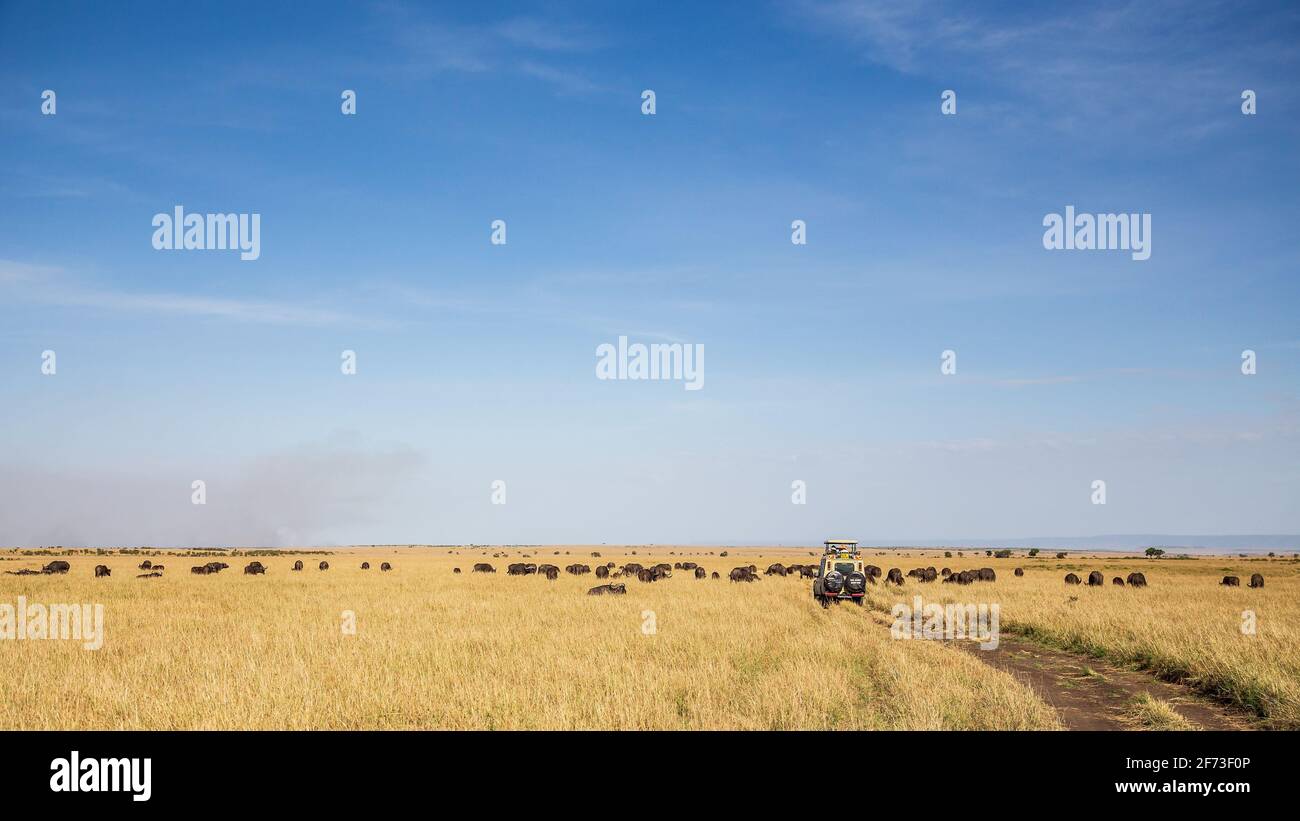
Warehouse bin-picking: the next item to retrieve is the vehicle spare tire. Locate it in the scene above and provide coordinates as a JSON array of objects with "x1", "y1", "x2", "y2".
[
  {"x1": 845, "y1": 571, "x2": 866, "y2": 593},
  {"x1": 824, "y1": 570, "x2": 844, "y2": 593}
]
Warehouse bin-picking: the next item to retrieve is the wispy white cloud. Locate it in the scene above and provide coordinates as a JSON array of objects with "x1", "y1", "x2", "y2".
[
  {"x1": 0, "y1": 260, "x2": 371, "y2": 327},
  {"x1": 790, "y1": 0, "x2": 1300, "y2": 136}
]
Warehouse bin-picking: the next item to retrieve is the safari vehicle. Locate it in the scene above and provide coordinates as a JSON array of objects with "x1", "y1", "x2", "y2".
[{"x1": 812, "y1": 539, "x2": 868, "y2": 607}]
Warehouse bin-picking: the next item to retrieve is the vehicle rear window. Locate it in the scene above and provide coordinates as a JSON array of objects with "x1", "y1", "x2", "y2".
[{"x1": 834, "y1": 562, "x2": 855, "y2": 574}]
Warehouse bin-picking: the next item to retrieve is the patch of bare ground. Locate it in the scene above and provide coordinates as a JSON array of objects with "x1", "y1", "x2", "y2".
[
  {"x1": 862, "y1": 608, "x2": 1254, "y2": 730},
  {"x1": 953, "y1": 635, "x2": 1254, "y2": 730}
]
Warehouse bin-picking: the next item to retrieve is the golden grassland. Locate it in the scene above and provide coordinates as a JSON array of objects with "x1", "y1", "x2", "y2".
[
  {"x1": 869, "y1": 551, "x2": 1300, "y2": 729},
  {"x1": 0, "y1": 546, "x2": 1062, "y2": 730},
  {"x1": 1, "y1": 546, "x2": 1295, "y2": 730}
]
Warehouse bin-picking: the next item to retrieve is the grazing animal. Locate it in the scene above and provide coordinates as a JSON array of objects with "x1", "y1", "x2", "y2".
[
  {"x1": 453, "y1": 567, "x2": 461, "y2": 574},
  {"x1": 694, "y1": 567, "x2": 706, "y2": 579},
  {"x1": 587, "y1": 583, "x2": 627, "y2": 596},
  {"x1": 380, "y1": 562, "x2": 392, "y2": 571},
  {"x1": 729, "y1": 567, "x2": 759, "y2": 583},
  {"x1": 94, "y1": 565, "x2": 111, "y2": 578},
  {"x1": 711, "y1": 571, "x2": 720, "y2": 579},
  {"x1": 1064, "y1": 573, "x2": 1081, "y2": 585},
  {"x1": 1249, "y1": 573, "x2": 1265, "y2": 589},
  {"x1": 1220, "y1": 575, "x2": 1240, "y2": 587},
  {"x1": 542, "y1": 566, "x2": 558, "y2": 580},
  {"x1": 765, "y1": 563, "x2": 788, "y2": 576},
  {"x1": 136, "y1": 571, "x2": 163, "y2": 578},
  {"x1": 1112, "y1": 577, "x2": 1125, "y2": 586},
  {"x1": 151, "y1": 564, "x2": 164, "y2": 571},
  {"x1": 977, "y1": 567, "x2": 996, "y2": 582},
  {"x1": 293, "y1": 560, "x2": 304, "y2": 571},
  {"x1": 191, "y1": 565, "x2": 210, "y2": 575},
  {"x1": 1126, "y1": 572, "x2": 1147, "y2": 588},
  {"x1": 595, "y1": 565, "x2": 609, "y2": 579},
  {"x1": 1013, "y1": 568, "x2": 1024, "y2": 577},
  {"x1": 243, "y1": 561, "x2": 266, "y2": 575},
  {"x1": 319, "y1": 561, "x2": 329, "y2": 571},
  {"x1": 361, "y1": 562, "x2": 370, "y2": 569},
  {"x1": 864, "y1": 565, "x2": 882, "y2": 580},
  {"x1": 139, "y1": 560, "x2": 153, "y2": 570},
  {"x1": 885, "y1": 568, "x2": 904, "y2": 585},
  {"x1": 1087, "y1": 571, "x2": 1104, "y2": 586},
  {"x1": 472, "y1": 563, "x2": 496, "y2": 573},
  {"x1": 42, "y1": 561, "x2": 71, "y2": 574}
]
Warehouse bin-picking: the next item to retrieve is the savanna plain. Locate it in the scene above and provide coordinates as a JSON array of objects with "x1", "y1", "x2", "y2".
[{"x1": 1, "y1": 546, "x2": 1296, "y2": 730}]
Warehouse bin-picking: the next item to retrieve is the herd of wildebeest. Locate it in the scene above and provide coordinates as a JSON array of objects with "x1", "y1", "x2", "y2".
[{"x1": 0, "y1": 556, "x2": 1270, "y2": 593}]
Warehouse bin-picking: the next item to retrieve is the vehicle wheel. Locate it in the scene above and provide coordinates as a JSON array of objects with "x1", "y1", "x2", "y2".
[
  {"x1": 819, "y1": 596, "x2": 829, "y2": 609},
  {"x1": 854, "y1": 598, "x2": 864, "y2": 607}
]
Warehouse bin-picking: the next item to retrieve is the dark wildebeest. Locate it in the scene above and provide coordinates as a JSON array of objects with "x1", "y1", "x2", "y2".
[
  {"x1": 1220, "y1": 575, "x2": 1240, "y2": 587},
  {"x1": 673, "y1": 562, "x2": 682, "y2": 570},
  {"x1": 42, "y1": 561, "x2": 71, "y2": 574},
  {"x1": 1249, "y1": 573, "x2": 1265, "y2": 589},
  {"x1": 729, "y1": 567, "x2": 758, "y2": 583},
  {"x1": 864, "y1": 565, "x2": 882, "y2": 580},
  {"x1": 1112, "y1": 576, "x2": 1125, "y2": 586},
  {"x1": 293, "y1": 560, "x2": 304, "y2": 571},
  {"x1": 319, "y1": 561, "x2": 329, "y2": 571},
  {"x1": 591, "y1": 552, "x2": 601, "y2": 557},
  {"x1": 1064, "y1": 573, "x2": 1081, "y2": 585},
  {"x1": 201, "y1": 562, "x2": 229, "y2": 574},
  {"x1": 711, "y1": 571, "x2": 720, "y2": 579},
  {"x1": 361, "y1": 562, "x2": 370, "y2": 569},
  {"x1": 191, "y1": 565, "x2": 211, "y2": 575},
  {"x1": 885, "y1": 568, "x2": 904, "y2": 585},
  {"x1": 765, "y1": 563, "x2": 788, "y2": 576},
  {"x1": 139, "y1": 560, "x2": 153, "y2": 570},
  {"x1": 595, "y1": 565, "x2": 610, "y2": 579},
  {"x1": 151, "y1": 564, "x2": 164, "y2": 571},
  {"x1": 137, "y1": 571, "x2": 163, "y2": 578},
  {"x1": 1013, "y1": 568, "x2": 1024, "y2": 577},
  {"x1": 244, "y1": 561, "x2": 266, "y2": 575},
  {"x1": 473, "y1": 563, "x2": 496, "y2": 573},
  {"x1": 1126, "y1": 572, "x2": 1147, "y2": 588},
  {"x1": 694, "y1": 567, "x2": 706, "y2": 579},
  {"x1": 1087, "y1": 571, "x2": 1104, "y2": 586},
  {"x1": 587, "y1": 583, "x2": 627, "y2": 596},
  {"x1": 94, "y1": 564, "x2": 111, "y2": 578},
  {"x1": 381, "y1": 562, "x2": 392, "y2": 571},
  {"x1": 453, "y1": 567, "x2": 462, "y2": 574},
  {"x1": 542, "y1": 566, "x2": 558, "y2": 580},
  {"x1": 976, "y1": 568, "x2": 995, "y2": 582}
]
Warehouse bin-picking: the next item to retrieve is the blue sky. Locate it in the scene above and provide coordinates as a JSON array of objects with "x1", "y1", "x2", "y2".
[{"x1": 1, "y1": 0, "x2": 1298, "y2": 547}]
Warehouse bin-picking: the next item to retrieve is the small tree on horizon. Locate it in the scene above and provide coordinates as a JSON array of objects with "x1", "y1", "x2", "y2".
[{"x1": 1144, "y1": 547, "x2": 1166, "y2": 558}]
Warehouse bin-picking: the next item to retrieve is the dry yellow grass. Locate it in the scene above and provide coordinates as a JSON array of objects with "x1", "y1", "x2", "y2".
[
  {"x1": 0, "y1": 547, "x2": 1062, "y2": 730},
  {"x1": 869, "y1": 552, "x2": 1300, "y2": 728}
]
